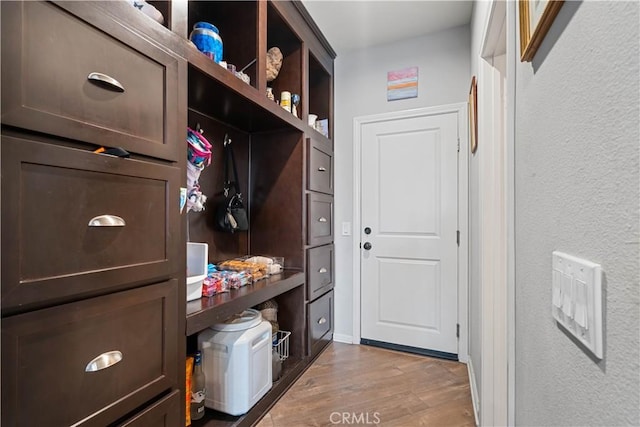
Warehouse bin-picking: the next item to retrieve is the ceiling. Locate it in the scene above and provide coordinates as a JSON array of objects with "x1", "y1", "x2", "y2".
[{"x1": 302, "y1": 0, "x2": 473, "y2": 54}]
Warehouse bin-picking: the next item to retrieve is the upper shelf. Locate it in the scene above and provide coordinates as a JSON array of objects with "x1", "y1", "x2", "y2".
[
  {"x1": 95, "y1": 0, "x2": 334, "y2": 136},
  {"x1": 186, "y1": 270, "x2": 304, "y2": 336}
]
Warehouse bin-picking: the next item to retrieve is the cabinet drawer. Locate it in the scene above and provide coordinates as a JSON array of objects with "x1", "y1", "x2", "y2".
[
  {"x1": 1, "y1": 135, "x2": 180, "y2": 312},
  {"x1": 307, "y1": 193, "x2": 333, "y2": 246},
  {"x1": 117, "y1": 390, "x2": 181, "y2": 427},
  {"x1": 308, "y1": 290, "x2": 334, "y2": 356},
  {"x1": 0, "y1": 1, "x2": 181, "y2": 161},
  {"x1": 1, "y1": 280, "x2": 179, "y2": 427},
  {"x1": 307, "y1": 244, "x2": 334, "y2": 301},
  {"x1": 307, "y1": 137, "x2": 333, "y2": 195}
]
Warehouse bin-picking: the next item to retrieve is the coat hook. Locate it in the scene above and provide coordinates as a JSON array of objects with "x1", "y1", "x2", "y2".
[
  {"x1": 224, "y1": 133, "x2": 231, "y2": 146},
  {"x1": 195, "y1": 122, "x2": 204, "y2": 134}
]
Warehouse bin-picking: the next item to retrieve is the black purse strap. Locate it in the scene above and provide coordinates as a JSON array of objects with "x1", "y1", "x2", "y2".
[{"x1": 223, "y1": 134, "x2": 242, "y2": 197}]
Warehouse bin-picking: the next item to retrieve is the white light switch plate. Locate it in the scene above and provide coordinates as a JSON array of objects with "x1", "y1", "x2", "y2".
[
  {"x1": 341, "y1": 222, "x2": 351, "y2": 236},
  {"x1": 552, "y1": 251, "x2": 603, "y2": 359}
]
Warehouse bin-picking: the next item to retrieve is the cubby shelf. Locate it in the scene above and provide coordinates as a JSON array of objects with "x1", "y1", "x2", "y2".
[{"x1": 186, "y1": 271, "x2": 304, "y2": 336}]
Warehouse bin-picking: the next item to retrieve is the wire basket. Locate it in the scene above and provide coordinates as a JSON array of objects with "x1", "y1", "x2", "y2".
[{"x1": 272, "y1": 330, "x2": 291, "y2": 360}]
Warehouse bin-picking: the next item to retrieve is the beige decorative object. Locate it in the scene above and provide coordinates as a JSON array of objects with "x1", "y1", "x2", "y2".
[{"x1": 266, "y1": 47, "x2": 283, "y2": 82}]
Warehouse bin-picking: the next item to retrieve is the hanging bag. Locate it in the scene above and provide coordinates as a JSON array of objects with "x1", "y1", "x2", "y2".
[{"x1": 215, "y1": 135, "x2": 249, "y2": 232}]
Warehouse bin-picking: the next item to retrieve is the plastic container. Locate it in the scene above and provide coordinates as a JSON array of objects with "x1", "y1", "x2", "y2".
[
  {"x1": 187, "y1": 242, "x2": 208, "y2": 302},
  {"x1": 197, "y1": 309, "x2": 272, "y2": 415}
]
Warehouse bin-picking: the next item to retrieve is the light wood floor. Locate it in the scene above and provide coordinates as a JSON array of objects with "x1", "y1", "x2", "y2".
[{"x1": 257, "y1": 342, "x2": 476, "y2": 427}]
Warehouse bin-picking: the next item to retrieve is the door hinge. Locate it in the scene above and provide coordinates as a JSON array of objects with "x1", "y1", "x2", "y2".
[
  {"x1": 457, "y1": 137, "x2": 460, "y2": 152},
  {"x1": 456, "y1": 230, "x2": 460, "y2": 246},
  {"x1": 456, "y1": 323, "x2": 460, "y2": 338}
]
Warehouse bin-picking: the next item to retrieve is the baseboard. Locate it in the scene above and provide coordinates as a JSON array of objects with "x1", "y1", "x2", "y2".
[
  {"x1": 467, "y1": 358, "x2": 480, "y2": 427},
  {"x1": 333, "y1": 333, "x2": 354, "y2": 344}
]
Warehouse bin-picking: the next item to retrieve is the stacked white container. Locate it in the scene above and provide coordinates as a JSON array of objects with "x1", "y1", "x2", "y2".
[
  {"x1": 197, "y1": 309, "x2": 272, "y2": 416},
  {"x1": 186, "y1": 242, "x2": 208, "y2": 301}
]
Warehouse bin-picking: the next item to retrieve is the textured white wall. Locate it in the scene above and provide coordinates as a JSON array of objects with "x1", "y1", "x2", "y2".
[
  {"x1": 514, "y1": 1, "x2": 639, "y2": 424},
  {"x1": 333, "y1": 26, "x2": 471, "y2": 341}
]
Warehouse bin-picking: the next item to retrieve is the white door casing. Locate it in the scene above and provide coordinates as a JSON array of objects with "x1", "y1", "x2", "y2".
[{"x1": 357, "y1": 106, "x2": 466, "y2": 356}]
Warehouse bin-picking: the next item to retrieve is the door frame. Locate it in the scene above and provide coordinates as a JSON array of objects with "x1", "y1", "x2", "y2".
[
  {"x1": 471, "y1": 0, "x2": 514, "y2": 424},
  {"x1": 351, "y1": 103, "x2": 469, "y2": 363}
]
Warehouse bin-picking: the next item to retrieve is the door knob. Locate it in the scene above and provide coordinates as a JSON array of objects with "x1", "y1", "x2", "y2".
[
  {"x1": 363, "y1": 242, "x2": 372, "y2": 250},
  {"x1": 364, "y1": 227, "x2": 371, "y2": 235}
]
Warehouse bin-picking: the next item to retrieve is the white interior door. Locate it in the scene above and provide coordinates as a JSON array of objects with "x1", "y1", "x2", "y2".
[{"x1": 360, "y1": 111, "x2": 459, "y2": 355}]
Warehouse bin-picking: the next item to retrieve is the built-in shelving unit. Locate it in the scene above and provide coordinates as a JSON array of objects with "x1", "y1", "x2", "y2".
[{"x1": 1, "y1": 1, "x2": 335, "y2": 426}]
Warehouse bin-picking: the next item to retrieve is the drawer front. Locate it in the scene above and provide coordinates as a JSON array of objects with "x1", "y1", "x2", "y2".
[
  {"x1": 307, "y1": 138, "x2": 333, "y2": 195},
  {"x1": 1, "y1": 1, "x2": 181, "y2": 161},
  {"x1": 117, "y1": 390, "x2": 181, "y2": 427},
  {"x1": 308, "y1": 290, "x2": 334, "y2": 356},
  {"x1": 1, "y1": 135, "x2": 180, "y2": 312},
  {"x1": 1, "y1": 280, "x2": 179, "y2": 427},
  {"x1": 307, "y1": 244, "x2": 334, "y2": 301},
  {"x1": 307, "y1": 193, "x2": 333, "y2": 246}
]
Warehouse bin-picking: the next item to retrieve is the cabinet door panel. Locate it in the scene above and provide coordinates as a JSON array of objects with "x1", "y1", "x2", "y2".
[
  {"x1": 1, "y1": 280, "x2": 179, "y2": 427},
  {"x1": 307, "y1": 244, "x2": 334, "y2": 301},
  {"x1": 308, "y1": 290, "x2": 334, "y2": 356},
  {"x1": 307, "y1": 137, "x2": 333, "y2": 195},
  {"x1": 117, "y1": 390, "x2": 181, "y2": 427},
  {"x1": 306, "y1": 193, "x2": 333, "y2": 246},
  {"x1": 0, "y1": 1, "x2": 181, "y2": 161},
  {"x1": 1, "y1": 135, "x2": 180, "y2": 312}
]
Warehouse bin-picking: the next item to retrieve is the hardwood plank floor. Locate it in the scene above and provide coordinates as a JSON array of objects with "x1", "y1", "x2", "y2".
[{"x1": 257, "y1": 342, "x2": 475, "y2": 427}]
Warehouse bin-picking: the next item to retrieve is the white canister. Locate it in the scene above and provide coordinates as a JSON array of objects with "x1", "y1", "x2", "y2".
[
  {"x1": 308, "y1": 114, "x2": 318, "y2": 127},
  {"x1": 280, "y1": 91, "x2": 291, "y2": 112}
]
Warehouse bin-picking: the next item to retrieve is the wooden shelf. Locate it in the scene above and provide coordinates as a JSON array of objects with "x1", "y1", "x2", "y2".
[
  {"x1": 186, "y1": 270, "x2": 304, "y2": 336},
  {"x1": 188, "y1": 51, "x2": 306, "y2": 134}
]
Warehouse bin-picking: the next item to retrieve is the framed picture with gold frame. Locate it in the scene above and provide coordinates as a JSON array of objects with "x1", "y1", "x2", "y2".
[
  {"x1": 519, "y1": 0, "x2": 564, "y2": 62},
  {"x1": 469, "y1": 76, "x2": 477, "y2": 154}
]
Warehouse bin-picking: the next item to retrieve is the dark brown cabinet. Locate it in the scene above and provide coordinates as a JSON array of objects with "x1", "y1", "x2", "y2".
[
  {"x1": 308, "y1": 289, "x2": 334, "y2": 355},
  {"x1": 1, "y1": 135, "x2": 181, "y2": 313},
  {"x1": 1, "y1": 1, "x2": 186, "y2": 424},
  {"x1": 2, "y1": 0, "x2": 334, "y2": 425},
  {"x1": 1, "y1": 1, "x2": 182, "y2": 162},
  {"x1": 117, "y1": 390, "x2": 182, "y2": 427},
  {"x1": 307, "y1": 137, "x2": 334, "y2": 194},
  {"x1": 1, "y1": 280, "x2": 178, "y2": 427},
  {"x1": 307, "y1": 244, "x2": 335, "y2": 301}
]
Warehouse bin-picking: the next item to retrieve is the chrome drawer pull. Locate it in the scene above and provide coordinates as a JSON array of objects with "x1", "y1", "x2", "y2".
[
  {"x1": 88, "y1": 215, "x2": 126, "y2": 227},
  {"x1": 317, "y1": 167, "x2": 327, "y2": 172},
  {"x1": 318, "y1": 217, "x2": 327, "y2": 223},
  {"x1": 318, "y1": 267, "x2": 327, "y2": 274},
  {"x1": 87, "y1": 72, "x2": 125, "y2": 93},
  {"x1": 85, "y1": 350, "x2": 123, "y2": 372},
  {"x1": 317, "y1": 317, "x2": 327, "y2": 325}
]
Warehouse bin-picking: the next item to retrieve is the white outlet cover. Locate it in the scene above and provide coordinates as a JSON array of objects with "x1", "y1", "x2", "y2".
[{"x1": 552, "y1": 251, "x2": 603, "y2": 359}]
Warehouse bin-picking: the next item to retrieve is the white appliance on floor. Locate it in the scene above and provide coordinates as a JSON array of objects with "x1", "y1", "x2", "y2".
[{"x1": 198, "y1": 309, "x2": 273, "y2": 415}]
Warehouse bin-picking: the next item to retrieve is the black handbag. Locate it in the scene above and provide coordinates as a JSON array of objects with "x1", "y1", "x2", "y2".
[{"x1": 215, "y1": 136, "x2": 249, "y2": 232}]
